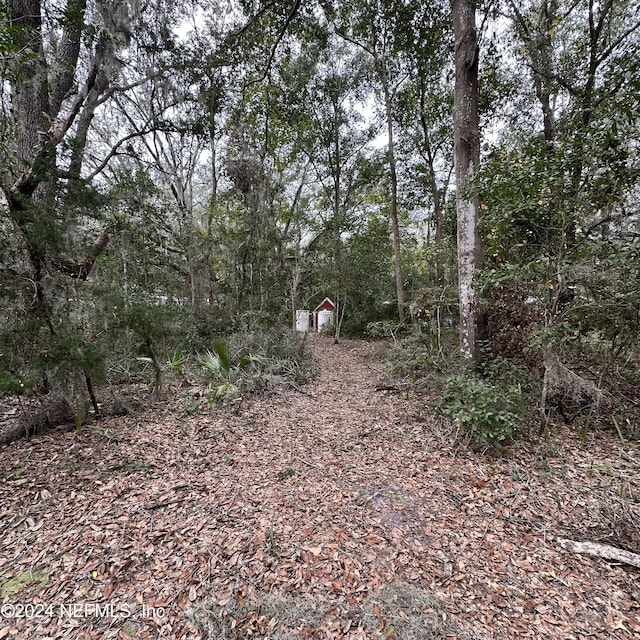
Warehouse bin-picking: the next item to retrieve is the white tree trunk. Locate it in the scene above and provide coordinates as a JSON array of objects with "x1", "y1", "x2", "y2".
[
  {"x1": 457, "y1": 182, "x2": 480, "y2": 360},
  {"x1": 452, "y1": 0, "x2": 483, "y2": 363}
]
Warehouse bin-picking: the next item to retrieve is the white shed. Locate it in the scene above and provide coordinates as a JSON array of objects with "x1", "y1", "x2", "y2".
[{"x1": 313, "y1": 297, "x2": 336, "y2": 332}]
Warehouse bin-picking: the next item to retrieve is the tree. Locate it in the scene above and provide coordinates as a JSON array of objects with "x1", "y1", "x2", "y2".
[
  {"x1": 393, "y1": 2, "x2": 453, "y2": 286},
  {"x1": 326, "y1": 0, "x2": 409, "y2": 322},
  {"x1": 476, "y1": 0, "x2": 640, "y2": 428},
  {"x1": 507, "y1": 0, "x2": 558, "y2": 147},
  {"x1": 452, "y1": 0, "x2": 484, "y2": 363},
  {"x1": 0, "y1": 1, "x2": 191, "y2": 413},
  {"x1": 295, "y1": 40, "x2": 378, "y2": 334},
  {"x1": 1, "y1": 1, "x2": 123, "y2": 408}
]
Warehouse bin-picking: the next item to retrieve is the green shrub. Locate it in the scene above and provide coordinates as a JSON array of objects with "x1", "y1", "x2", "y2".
[
  {"x1": 365, "y1": 320, "x2": 400, "y2": 340},
  {"x1": 197, "y1": 330, "x2": 316, "y2": 405},
  {"x1": 197, "y1": 340, "x2": 263, "y2": 404},
  {"x1": 0, "y1": 371, "x2": 25, "y2": 396},
  {"x1": 438, "y1": 373, "x2": 523, "y2": 450},
  {"x1": 387, "y1": 332, "x2": 450, "y2": 377}
]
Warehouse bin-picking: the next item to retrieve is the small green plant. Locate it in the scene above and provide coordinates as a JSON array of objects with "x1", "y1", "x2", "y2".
[
  {"x1": 276, "y1": 467, "x2": 295, "y2": 480},
  {"x1": 438, "y1": 373, "x2": 521, "y2": 450},
  {"x1": 75, "y1": 398, "x2": 84, "y2": 434},
  {"x1": 612, "y1": 415, "x2": 638, "y2": 441},
  {"x1": 574, "y1": 408, "x2": 594, "y2": 444},
  {"x1": 197, "y1": 345, "x2": 230, "y2": 378},
  {"x1": 109, "y1": 457, "x2": 156, "y2": 475},
  {"x1": 0, "y1": 569, "x2": 48, "y2": 598},
  {"x1": 552, "y1": 489, "x2": 563, "y2": 511},
  {"x1": 197, "y1": 340, "x2": 262, "y2": 405},
  {"x1": 365, "y1": 320, "x2": 399, "y2": 340},
  {"x1": 166, "y1": 349, "x2": 189, "y2": 374},
  {"x1": 612, "y1": 416, "x2": 626, "y2": 443},
  {"x1": 207, "y1": 381, "x2": 240, "y2": 405},
  {"x1": 266, "y1": 523, "x2": 279, "y2": 556},
  {"x1": 0, "y1": 371, "x2": 28, "y2": 397},
  {"x1": 193, "y1": 331, "x2": 315, "y2": 406}
]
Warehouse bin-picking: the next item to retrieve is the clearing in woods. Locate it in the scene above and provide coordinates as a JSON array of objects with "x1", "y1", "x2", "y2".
[{"x1": 0, "y1": 336, "x2": 639, "y2": 639}]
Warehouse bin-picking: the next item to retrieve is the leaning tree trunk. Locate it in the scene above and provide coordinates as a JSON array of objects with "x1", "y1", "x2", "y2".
[
  {"x1": 1, "y1": 1, "x2": 111, "y2": 444},
  {"x1": 452, "y1": 0, "x2": 484, "y2": 364}
]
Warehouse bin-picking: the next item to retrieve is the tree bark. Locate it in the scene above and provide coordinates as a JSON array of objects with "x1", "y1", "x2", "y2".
[
  {"x1": 508, "y1": 0, "x2": 557, "y2": 147},
  {"x1": 49, "y1": 0, "x2": 88, "y2": 117},
  {"x1": 452, "y1": 0, "x2": 483, "y2": 364},
  {"x1": 537, "y1": 2, "x2": 557, "y2": 146},
  {"x1": 8, "y1": 1, "x2": 49, "y2": 165},
  {"x1": 68, "y1": 57, "x2": 111, "y2": 179},
  {"x1": 5, "y1": 0, "x2": 51, "y2": 211},
  {"x1": 557, "y1": 538, "x2": 640, "y2": 569},
  {"x1": 376, "y1": 53, "x2": 405, "y2": 323},
  {"x1": 419, "y1": 79, "x2": 446, "y2": 284}
]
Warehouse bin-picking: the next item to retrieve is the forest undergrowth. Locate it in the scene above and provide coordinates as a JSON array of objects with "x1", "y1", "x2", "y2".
[{"x1": 0, "y1": 335, "x2": 639, "y2": 640}]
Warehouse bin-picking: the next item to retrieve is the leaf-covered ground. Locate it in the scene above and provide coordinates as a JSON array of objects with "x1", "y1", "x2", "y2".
[{"x1": 1, "y1": 336, "x2": 639, "y2": 639}]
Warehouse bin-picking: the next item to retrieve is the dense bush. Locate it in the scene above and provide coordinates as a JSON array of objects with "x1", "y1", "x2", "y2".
[{"x1": 438, "y1": 370, "x2": 528, "y2": 450}]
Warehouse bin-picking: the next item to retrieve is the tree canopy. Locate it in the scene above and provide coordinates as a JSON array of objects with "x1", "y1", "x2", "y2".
[{"x1": 1, "y1": 0, "x2": 639, "y2": 440}]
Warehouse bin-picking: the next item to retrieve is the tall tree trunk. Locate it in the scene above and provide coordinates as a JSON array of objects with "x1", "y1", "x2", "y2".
[
  {"x1": 208, "y1": 112, "x2": 220, "y2": 306},
  {"x1": 9, "y1": 1, "x2": 49, "y2": 166},
  {"x1": 536, "y1": 0, "x2": 557, "y2": 149},
  {"x1": 332, "y1": 13, "x2": 406, "y2": 322},
  {"x1": 508, "y1": 0, "x2": 557, "y2": 147},
  {"x1": 376, "y1": 55, "x2": 405, "y2": 323},
  {"x1": 419, "y1": 79, "x2": 445, "y2": 284},
  {"x1": 452, "y1": 0, "x2": 483, "y2": 363},
  {"x1": 69, "y1": 63, "x2": 110, "y2": 179},
  {"x1": 331, "y1": 96, "x2": 343, "y2": 341}
]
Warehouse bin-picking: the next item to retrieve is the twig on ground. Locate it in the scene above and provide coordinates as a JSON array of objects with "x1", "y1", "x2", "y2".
[{"x1": 556, "y1": 537, "x2": 640, "y2": 569}]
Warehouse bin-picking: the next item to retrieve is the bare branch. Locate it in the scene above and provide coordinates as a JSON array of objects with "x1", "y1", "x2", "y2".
[
  {"x1": 51, "y1": 231, "x2": 110, "y2": 280},
  {"x1": 596, "y1": 19, "x2": 640, "y2": 66},
  {"x1": 557, "y1": 538, "x2": 640, "y2": 569},
  {"x1": 82, "y1": 129, "x2": 157, "y2": 181},
  {"x1": 245, "y1": 0, "x2": 302, "y2": 87}
]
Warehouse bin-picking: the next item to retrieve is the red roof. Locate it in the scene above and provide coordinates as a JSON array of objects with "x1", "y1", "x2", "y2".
[{"x1": 313, "y1": 297, "x2": 335, "y2": 312}]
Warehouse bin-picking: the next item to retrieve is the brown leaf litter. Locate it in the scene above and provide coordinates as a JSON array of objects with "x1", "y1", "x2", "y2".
[{"x1": 0, "y1": 335, "x2": 638, "y2": 639}]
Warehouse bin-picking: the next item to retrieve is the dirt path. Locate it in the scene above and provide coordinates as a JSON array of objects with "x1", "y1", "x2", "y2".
[{"x1": 0, "y1": 336, "x2": 639, "y2": 639}]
